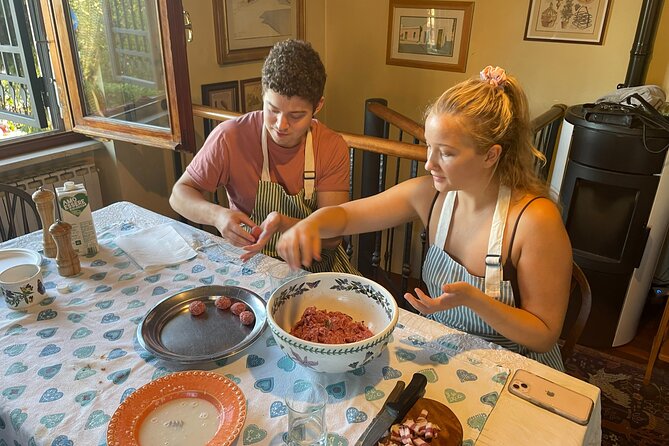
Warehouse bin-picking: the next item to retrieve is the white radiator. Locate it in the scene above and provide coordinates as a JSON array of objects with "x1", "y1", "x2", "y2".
[{"x1": 4, "y1": 163, "x2": 103, "y2": 232}]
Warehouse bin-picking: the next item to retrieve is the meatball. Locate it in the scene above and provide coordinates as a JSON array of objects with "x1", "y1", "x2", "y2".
[
  {"x1": 239, "y1": 310, "x2": 255, "y2": 326},
  {"x1": 230, "y1": 302, "x2": 247, "y2": 316},
  {"x1": 215, "y1": 296, "x2": 232, "y2": 310},
  {"x1": 189, "y1": 300, "x2": 206, "y2": 316}
]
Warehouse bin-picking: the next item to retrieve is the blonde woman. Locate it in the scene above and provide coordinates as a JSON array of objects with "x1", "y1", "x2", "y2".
[{"x1": 276, "y1": 66, "x2": 572, "y2": 370}]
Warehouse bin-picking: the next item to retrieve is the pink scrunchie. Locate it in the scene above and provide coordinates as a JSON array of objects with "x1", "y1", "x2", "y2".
[{"x1": 480, "y1": 66, "x2": 507, "y2": 88}]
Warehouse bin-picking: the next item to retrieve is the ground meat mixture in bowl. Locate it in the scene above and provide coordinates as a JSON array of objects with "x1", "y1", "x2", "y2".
[
  {"x1": 290, "y1": 306, "x2": 374, "y2": 344},
  {"x1": 267, "y1": 272, "x2": 398, "y2": 374}
]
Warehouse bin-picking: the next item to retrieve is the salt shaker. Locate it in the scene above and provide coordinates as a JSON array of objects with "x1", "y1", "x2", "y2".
[
  {"x1": 32, "y1": 187, "x2": 57, "y2": 258},
  {"x1": 49, "y1": 220, "x2": 81, "y2": 277}
]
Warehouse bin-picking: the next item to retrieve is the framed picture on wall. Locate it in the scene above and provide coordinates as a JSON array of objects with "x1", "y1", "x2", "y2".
[
  {"x1": 524, "y1": 0, "x2": 611, "y2": 44},
  {"x1": 201, "y1": 81, "x2": 240, "y2": 138},
  {"x1": 214, "y1": 0, "x2": 306, "y2": 65},
  {"x1": 240, "y1": 77, "x2": 263, "y2": 113},
  {"x1": 386, "y1": 0, "x2": 474, "y2": 72}
]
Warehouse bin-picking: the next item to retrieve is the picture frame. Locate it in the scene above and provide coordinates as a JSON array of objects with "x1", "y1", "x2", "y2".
[
  {"x1": 524, "y1": 0, "x2": 610, "y2": 45},
  {"x1": 386, "y1": 0, "x2": 474, "y2": 73},
  {"x1": 214, "y1": 0, "x2": 306, "y2": 65},
  {"x1": 240, "y1": 77, "x2": 263, "y2": 113},
  {"x1": 201, "y1": 80, "x2": 240, "y2": 137}
]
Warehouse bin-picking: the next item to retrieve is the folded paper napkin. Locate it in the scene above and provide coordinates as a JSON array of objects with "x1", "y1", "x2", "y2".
[{"x1": 116, "y1": 224, "x2": 198, "y2": 271}]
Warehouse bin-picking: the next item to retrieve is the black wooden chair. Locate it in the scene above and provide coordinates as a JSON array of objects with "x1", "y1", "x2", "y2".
[
  {"x1": 643, "y1": 286, "x2": 669, "y2": 385},
  {"x1": 0, "y1": 183, "x2": 41, "y2": 242},
  {"x1": 560, "y1": 261, "x2": 593, "y2": 364}
]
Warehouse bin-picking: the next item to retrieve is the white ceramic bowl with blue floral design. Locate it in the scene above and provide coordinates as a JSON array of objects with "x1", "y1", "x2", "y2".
[{"x1": 266, "y1": 272, "x2": 399, "y2": 373}]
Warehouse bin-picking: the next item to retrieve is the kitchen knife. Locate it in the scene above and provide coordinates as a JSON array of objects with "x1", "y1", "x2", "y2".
[
  {"x1": 355, "y1": 373, "x2": 428, "y2": 446},
  {"x1": 354, "y1": 381, "x2": 405, "y2": 446}
]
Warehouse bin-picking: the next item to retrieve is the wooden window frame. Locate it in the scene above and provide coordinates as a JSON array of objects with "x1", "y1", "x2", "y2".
[
  {"x1": 0, "y1": 132, "x2": 90, "y2": 160},
  {"x1": 44, "y1": 0, "x2": 195, "y2": 152}
]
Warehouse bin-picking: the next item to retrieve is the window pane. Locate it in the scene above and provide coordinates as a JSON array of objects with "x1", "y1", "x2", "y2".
[
  {"x1": 0, "y1": 1, "x2": 10, "y2": 45},
  {"x1": 0, "y1": 0, "x2": 54, "y2": 139},
  {"x1": 68, "y1": 0, "x2": 169, "y2": 129},
  {"x1": 2, "y1": 0, "x2": 18, "y2": 46},
  {"x1": 14, "y1": 53, "x2": 23, "y2": 77}
]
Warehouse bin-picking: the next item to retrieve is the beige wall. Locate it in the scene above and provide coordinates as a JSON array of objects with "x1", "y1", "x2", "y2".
[
  {"x1": 183, "y1": 0, "x2": 669, "y2": 149},
  {"x1": 184, "y1": 0, "x2": 328, "y2": 147},
  {"x1": 107, "y1": 0, "x2": 668, "y2": 217},
  {"x1": 323, "y1": 0, "x2": 667, "y2": 135},
  {"x1": 647, "y1": 0, "x2": 669, "y2": 89}
]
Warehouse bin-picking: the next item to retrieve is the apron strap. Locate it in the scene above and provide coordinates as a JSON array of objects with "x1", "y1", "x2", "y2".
[
  {"x1": 303, "y1": 130, "x2": 315, "y2": 200},
  {"x1": 434, "y1": 191, "x2": 456, "y2": 249},
  {"x1": 260, "y1": 125, "x2": 271, "y2": 182},
  {"x1": 485, "y1": 185, "x2": 511, "y2": 298},
  {"x1": 261, "y1": 125, "x2": 315, "y2": 200}
]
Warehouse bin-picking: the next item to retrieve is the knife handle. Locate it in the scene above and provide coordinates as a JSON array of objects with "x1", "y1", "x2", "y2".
[{"x1": 389, "y1": 373, "x2": 427, "y2": 422}]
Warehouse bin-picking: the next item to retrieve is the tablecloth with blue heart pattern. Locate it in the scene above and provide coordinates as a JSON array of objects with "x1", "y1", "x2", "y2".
[{"x1": 0, "y1": 202, "x2": 509, "y2": 446}]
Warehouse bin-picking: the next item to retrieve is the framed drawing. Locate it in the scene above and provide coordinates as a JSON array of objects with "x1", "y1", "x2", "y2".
[
  {"x1": 524, "y1": 0, "x2": 610, "y2": 44},
  {"x1": 386, "y1": 0, "x2": 474, "y2": 72},
  {"x1": 214, "y1": 0, "x2": 306, "y2": 64},
  {"x1": 241, "y1": 78, "x2": 263, "y2": 113},
  {"x1": 201, "y1": 81, "x2": 239, "y2": 137}
]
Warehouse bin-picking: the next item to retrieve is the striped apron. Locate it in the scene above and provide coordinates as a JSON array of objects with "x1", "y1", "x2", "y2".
[
  {"x1": 249, "y1": 126, "x2": 358, "y2": 274},
  {"x1": 422, "y1": 186, "x2": 564, "y2": 371}
]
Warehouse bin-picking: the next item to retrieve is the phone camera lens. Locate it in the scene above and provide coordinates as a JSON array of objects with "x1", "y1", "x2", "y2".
[
  {"x1": 521, "y1": 383, "x2": 528, "y2": 389},
  {"x1": 512, "y1": 383, "x2": 519, "y2": 389}
]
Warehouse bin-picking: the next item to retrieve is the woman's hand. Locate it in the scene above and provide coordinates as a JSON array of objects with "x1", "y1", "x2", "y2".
[
  {"x1": 276, "y1": 219, "x2": 322, "y2": 270},
  {"x1": 240, "y1": 212, "x2": 282, "y2": 262},
  {"x1": 403, "y1": 282, "x2": 480, "y2": 314}
]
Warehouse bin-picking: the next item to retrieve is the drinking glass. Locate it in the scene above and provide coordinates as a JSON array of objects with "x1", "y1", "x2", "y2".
[{"x1": 285, "y1": 381, "x2": 327, "y2": 446}]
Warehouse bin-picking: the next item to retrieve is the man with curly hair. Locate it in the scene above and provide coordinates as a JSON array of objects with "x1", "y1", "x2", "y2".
[{"x1": 170, "y1": 39, "x2": 356, "y2": 273}]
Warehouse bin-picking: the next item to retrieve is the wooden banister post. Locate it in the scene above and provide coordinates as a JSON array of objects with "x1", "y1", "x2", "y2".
[{"x1": 358, "y1": 98, "x2": 389, "y2": 278}]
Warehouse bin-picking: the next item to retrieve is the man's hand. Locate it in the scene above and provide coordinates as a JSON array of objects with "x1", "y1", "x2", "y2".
[
  {"x1": 214, "y1": 209, "x2": 260, "y2": 247},
  {"x1": 240, "y1": 212, "x2": 283, "y2": 262}
]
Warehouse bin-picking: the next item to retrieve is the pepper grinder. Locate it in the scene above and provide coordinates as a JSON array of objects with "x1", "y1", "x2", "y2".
[
  {"x1": 32, "y1": 187, "x2": 58, "y2": 258},
  {"x1": 49, "y1": 220, "x2": 81, "y2": 277}
]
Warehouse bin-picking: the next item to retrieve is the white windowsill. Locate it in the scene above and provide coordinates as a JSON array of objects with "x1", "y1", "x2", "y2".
[{"x1": 0, "y1": 139, "x2": 105, "y2": 174}]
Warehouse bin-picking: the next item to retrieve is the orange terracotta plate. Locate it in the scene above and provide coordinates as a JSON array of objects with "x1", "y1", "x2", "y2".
[
  {"x1": 382, "y1": 398, "x2": 463, "y2": 446},
  {"x1": 107, "y1": 370, "x2": 246, "y2": 446}
]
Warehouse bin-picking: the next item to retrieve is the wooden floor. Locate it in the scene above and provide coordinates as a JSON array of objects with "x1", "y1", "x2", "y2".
[{"x1": 596, "y1": 291, "x2": 668, "y2": 371}]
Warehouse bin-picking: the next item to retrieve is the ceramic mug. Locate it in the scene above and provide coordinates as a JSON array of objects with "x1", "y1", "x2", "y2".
[{"x1": 0, "y1": 264, "x2": 47, "y2": 310}]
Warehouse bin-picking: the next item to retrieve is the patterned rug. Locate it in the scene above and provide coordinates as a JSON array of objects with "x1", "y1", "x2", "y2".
[{"x1": 565, "y1": 345, "x2": 669, "y2": 446}]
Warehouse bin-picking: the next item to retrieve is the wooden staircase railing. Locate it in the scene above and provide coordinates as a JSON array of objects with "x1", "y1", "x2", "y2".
[{"x1": 530, "y1": 103, "x2": 568, "y2": 181}]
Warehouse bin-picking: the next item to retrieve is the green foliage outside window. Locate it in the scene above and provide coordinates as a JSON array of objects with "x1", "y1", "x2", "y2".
[{"x1": 71, "y1": 0, "x2": 162, "y2": 119}]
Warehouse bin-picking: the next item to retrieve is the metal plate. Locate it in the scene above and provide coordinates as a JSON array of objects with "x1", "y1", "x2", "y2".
[{"x1": 137, "y1": 286, "x2": 267, "y2": 364}]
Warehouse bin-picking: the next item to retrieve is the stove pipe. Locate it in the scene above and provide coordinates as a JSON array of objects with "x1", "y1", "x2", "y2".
[{"x1": 622, "y1": 0, "x2": 665, "y2": 87}]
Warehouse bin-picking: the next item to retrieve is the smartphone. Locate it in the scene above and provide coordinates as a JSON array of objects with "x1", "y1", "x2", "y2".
[{"x1": 507, "y1": 369, "x2": 594, "y2": 425}]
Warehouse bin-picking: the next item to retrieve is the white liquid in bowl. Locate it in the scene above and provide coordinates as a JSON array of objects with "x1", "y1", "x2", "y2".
[{"x1": 138, "y1": 397, "x2": 219, "y2": 446}]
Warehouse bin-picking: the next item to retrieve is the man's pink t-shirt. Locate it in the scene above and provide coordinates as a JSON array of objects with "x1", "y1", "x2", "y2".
[{"x1": 187, "y1": 111, "x2": 350, "y2": 215}]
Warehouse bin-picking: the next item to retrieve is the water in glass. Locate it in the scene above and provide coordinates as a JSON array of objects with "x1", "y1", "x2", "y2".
[{"x1": 285, "y1": 382, "x2": 327, "y2": 446}]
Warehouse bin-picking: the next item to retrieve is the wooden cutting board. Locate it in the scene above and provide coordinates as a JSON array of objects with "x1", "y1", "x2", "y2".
[{"x1": 382, "y1": 398, "x2": 463, "y2": 446}]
